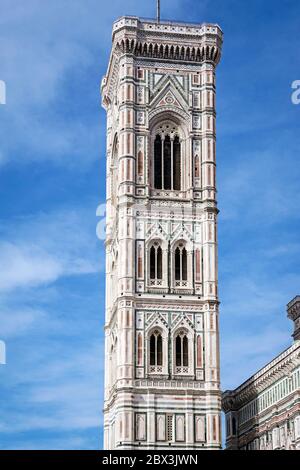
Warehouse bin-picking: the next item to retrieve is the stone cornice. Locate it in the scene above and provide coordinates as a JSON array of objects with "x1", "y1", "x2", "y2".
[
  {"x1": 101, "y1": 51, "x2": 120, "y2": 110},
  {"x1": 222, "y1": 342, "x2": 300, "y2": 411},
  {"x1": 102, "y1": 16, "x2": 223, "y2": 107},
  {"x1": 287, "y1": 295, "x2": 300, "y2": 341},
  {"x1": 112, "y1": 16, "x2": 223, "y2": 43}
]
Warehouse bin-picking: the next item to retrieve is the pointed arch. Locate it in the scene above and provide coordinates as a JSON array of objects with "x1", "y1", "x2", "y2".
[
  {"x1": 174, "y1": 242, "x2": 188, "y2": 281},
  {"x1": 173, "y1": 135, "x2": 181, "y2": 190},
  {"x1": 172, "y1": 322, "x2": 194, "y2": 376},
  {"x1": 175, "y1": 330, "x2": 189, "y2": 367},
  {"x1": 163, "y1": 134, "x2": 171, "y2": 190},
  {"x1": 157, "y1": 246, "x2": 162, "y2": 279},
  {"x1": 154, "y1": 134, "x2": 162, "y2": 189},
  {"x1": 152, "y1": 120, "x2": 184, "y2": 191},
  {"x1": 149, "y1": 240, "x2": 163, "y2": 281},
  {"x1": 149, "y1": 328, "x2": 163, "y2": 368}
]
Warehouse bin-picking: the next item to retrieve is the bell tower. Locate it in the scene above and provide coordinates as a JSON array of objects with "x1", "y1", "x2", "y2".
[{"x1": 101, "y1": 15, "x2": 223, "y2": 449}]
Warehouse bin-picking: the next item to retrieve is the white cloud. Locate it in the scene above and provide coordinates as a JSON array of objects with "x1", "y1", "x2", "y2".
[
  {"x1": 0, "y1": 206, "x2": 103, "y2": 292},
  {"x1": 0, "y1": 202, "x2": 105, "y2": 447},
  {"x1": 0, "y1": 0, "x2": 299, "y2": 451},
  {"x1": 0, "y1": 242, "x2": 63, "y2": 292},
  {"x1": 0, "y1": 1, "x2": 102, "y2": 166},
  {"x1": 0, "y1": 0, "x2": 182, "y2": 168},
  {"x1": 0, "y1": 340, "x2": 104, "y2": 437},
  {"x1": 0, "y1": 307, "x2": 46, "y2": 338}
]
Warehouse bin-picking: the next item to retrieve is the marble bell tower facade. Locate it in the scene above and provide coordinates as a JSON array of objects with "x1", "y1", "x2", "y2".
[{"x1": 101, "y1": 16, "x2": 223, "y2": 450}]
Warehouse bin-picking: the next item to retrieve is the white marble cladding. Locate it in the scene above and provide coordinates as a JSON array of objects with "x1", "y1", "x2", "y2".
[
  {"x1": 223, "y1": 340, "x2": 300, "y2": 450},
  {"x1": 102, "y1": 14, "x2": 222, "y2": 451},
  {"x1": 112, "y1": 16, "x2": 223, "y2": 39},
  {"x1": 238, "y1": 367, "x2": 300, "y2": 426},
  {"x1": 229, "y1": 341, "x2": 300, "y2": 401}
]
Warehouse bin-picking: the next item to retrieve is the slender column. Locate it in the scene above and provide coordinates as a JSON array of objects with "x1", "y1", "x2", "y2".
[
  {"x1": 180, "y1": 248, "x2": 182, "y2": 282},
  {"x1": 161, "y1": 136, "x2": 164, "y2": 190},
  {"x1": 171, "y1": 138, "x2": 174, "y2": 190},
  {"x1": 180, "y1": 138, "x2": 183, "y2": 191}
]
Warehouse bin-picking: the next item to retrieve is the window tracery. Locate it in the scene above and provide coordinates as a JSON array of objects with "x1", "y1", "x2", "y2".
[{"x1": 153, "y1": 122, "x2": 181, "y2": 191}]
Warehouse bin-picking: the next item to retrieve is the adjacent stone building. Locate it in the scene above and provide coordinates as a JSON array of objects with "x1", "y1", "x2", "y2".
[
  {"x1": 223, "y1": 296, "x2": 300, "y2": 450},
  {"x1": 101, "y1": 16, "x2": 223, "y2": 449}
]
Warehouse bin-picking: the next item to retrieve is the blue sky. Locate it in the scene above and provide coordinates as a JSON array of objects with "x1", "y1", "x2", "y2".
[{"x1": 0, "y1": 0, "x2": 299, "y2": 450}]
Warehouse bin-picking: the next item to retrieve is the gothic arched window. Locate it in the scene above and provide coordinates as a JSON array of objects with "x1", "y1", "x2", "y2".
[
  {"x1": 153, "y1": 127, "x2": 181, "y2": 191},
  {"x1": 154, "y1": 135, "x2": 162, "y2": 189},
  {"x1": 175, "y1": 332, "x2": 189, "y2": 367},
  {"x1": 175, "y1": 244, "x2": 187, "y2": 281},
  {"x1": 150, "y1": 330, "x2": 163, "y2": 366},
  {"x1": 150, "y1": 242, "x2": 162, "y2": 280},
  {"x1": 173, "y1": 135, "x2": 181, "y2": 190}
]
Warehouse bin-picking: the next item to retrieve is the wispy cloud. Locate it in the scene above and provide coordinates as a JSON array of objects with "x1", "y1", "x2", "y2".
[
  {"x1": 0, "y1": 207, "x2": 102, "y2": 292},
  {"x1": 0, "y1": 307, "x2": 47, "y2": 338},
  {"x1": 0, "y1": 0, "x2": 300, "y2": 451},
  {"x1": 0, "y1": 202, "x2": 105, "y2": 449},
  {"x1": 0, "y1": 338, "x2": 104, "y2": 448},
  {"x1": 0, "y1": 242, "x2": 63, "y2": 292},
  {"x1": 0, "y1": 0, "x2": 181, "y2": 168}
]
